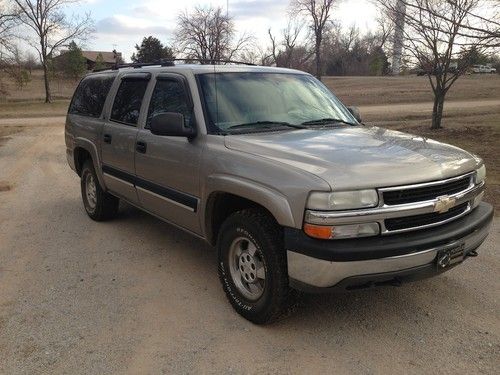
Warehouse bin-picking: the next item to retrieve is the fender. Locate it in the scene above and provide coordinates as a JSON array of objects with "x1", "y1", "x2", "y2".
[
  {"x1": 203, "y1": 174, "x2": 296, "y2": 236},
  {"x1": 73, "y1": 137, "x2": 107, "y2": 189}
]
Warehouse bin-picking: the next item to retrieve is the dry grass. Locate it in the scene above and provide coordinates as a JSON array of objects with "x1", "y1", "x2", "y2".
[
  {"x1": 327, "y1": 74, "x2": 500, "y2": 106},
  {"x1": 0, "y1": 100, "x2": 69, "y2": 118},
  {"x1": 0, "y1": 70, "x2": 77, "y2": 102}
]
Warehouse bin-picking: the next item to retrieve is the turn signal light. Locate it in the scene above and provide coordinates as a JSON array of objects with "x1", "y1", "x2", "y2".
[
  {"x1": 303, "y1": 223, "x2": 334, "y2": 239},
  {"x1": 303, "y1": 222, "x2": 380, "y2": 240}
]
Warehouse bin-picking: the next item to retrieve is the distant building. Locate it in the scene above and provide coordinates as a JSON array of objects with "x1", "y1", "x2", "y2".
[{"x1": 56, "y1": 50, "x2": 123, "y2": 70}]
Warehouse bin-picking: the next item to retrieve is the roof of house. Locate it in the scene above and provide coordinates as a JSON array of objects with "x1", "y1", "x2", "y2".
[{"x1": 81, "y1": 51, "x2": 122, "y2": 63}]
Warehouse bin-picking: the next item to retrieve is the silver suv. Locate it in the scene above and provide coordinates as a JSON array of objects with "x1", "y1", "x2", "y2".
[{"x1": 65, "y1": 63, "x2": 493, "y2": 324}]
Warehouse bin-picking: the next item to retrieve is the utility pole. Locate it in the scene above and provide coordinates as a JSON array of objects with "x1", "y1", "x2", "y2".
[{"x1": 392, "y1": 0, "x2": 406, "y2": 75}]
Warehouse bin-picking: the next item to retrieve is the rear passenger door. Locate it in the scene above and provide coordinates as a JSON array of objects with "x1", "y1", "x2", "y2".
[
  {"x1": 134, "y1": 74, "x2": 202, "y2": 234},
  {"x1": 101, "y1": 73, "x2": 151, "y2": 203}
]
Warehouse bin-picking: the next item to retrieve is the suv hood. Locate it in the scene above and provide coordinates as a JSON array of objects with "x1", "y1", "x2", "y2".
[{"x1": 224, "y1": 126, "x2": 480, "y2": 190}]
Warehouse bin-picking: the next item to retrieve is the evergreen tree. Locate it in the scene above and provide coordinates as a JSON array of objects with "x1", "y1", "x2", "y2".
[
  {"x1": 58, "y1": 41, "x2": 87, "y2": 80},
  {"x1": 94, "y1": 53, "x2": 105, "y2": 70},
  {"x1": 131, "y1": 36, "x2": 175, "y2": 63}
]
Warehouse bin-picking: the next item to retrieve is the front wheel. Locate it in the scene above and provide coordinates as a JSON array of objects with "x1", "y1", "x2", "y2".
[
  {"x1": 81, "y1": 160, "x2": 119, "y2": 221},
  {"x1": 217, "y1": 209, "x2": 296, "y2": 324}
]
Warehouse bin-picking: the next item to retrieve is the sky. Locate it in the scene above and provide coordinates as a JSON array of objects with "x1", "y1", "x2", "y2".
[{"x1": 69, "y1": 0, "x2": 379, "y2": 62}]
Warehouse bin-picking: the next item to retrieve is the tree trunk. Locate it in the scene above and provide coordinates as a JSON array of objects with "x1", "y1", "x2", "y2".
[
  {"x1": 315, "y1": 43, "x2": 321, "y2": 81},
  {"x1": 42, "y1": 60, "x2": 51, "y2": 103},
  {"x1": 431, "y1": 91, "x2": 445, "y2": 129}
]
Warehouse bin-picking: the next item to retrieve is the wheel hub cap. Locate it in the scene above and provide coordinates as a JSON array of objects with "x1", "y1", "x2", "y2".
[
  {"x1": 228, "y1": 237, "x2": 266, "y2": 301},
  {"x1": 239, "y1": 252, "x2": 258, "y2": 283},
  {"x1": 85, "y1": 174, "x2": 97, "y2": 210}
]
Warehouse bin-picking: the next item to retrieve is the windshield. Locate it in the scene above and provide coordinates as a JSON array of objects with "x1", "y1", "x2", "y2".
[{"x1": 197, "y1": 72, "x2": 357, "y2": 133}]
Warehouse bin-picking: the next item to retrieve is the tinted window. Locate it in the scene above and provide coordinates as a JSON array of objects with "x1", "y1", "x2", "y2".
[
  {"x1": 69, "y1": 75, "x2": 115, "y2": 118},
  {"x1": 197, "y1": 72, "x2": 356, "y2": 134},
  {"x1": 146, "y1": 79, "x2": 191, "y2": 128},
  {"x1": 111, "y1": 79, "x2": 149, "y2": 126}
]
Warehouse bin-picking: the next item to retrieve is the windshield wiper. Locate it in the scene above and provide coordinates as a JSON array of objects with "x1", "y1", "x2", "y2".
[
  {"x1": 301, "y1": 118, "x2": 357, "y2": 126},
  {"x1": 227, "y1": 121, "x2": 307, "y2": 131}
]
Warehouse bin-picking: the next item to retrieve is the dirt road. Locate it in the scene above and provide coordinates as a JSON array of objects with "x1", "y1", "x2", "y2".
[{"x1": 0, "y1": 124, "x2": 498, "y2": 374}]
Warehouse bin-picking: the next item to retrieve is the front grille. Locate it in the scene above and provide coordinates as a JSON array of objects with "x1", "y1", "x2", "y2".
[
  {"x1": 385, "y1": 202, "x2": 469, "y2": 231},
  {"x1": 383, "y1": 176, "x2": 471, "y2": 205}
]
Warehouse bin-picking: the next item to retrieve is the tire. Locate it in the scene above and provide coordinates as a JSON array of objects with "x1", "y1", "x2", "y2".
[
  {"x1": 217, "y1": 208, "x2": 296, "y2": 324},
  {"x1": 80, "y1": 160, "x2": 119, "y2": 221}
]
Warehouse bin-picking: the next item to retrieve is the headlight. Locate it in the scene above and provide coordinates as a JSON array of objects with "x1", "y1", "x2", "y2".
[
  {"x1": 306, "y1": 190, "x2": 378, "y2": 211},
  {"x1": 475, "y1": 164, "x2": 486, "y2": 184}
]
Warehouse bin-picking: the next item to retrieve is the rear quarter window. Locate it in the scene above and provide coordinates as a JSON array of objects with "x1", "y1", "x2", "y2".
[{"x1": 69, "y1": 74, "x2": 116, "y2": 118}]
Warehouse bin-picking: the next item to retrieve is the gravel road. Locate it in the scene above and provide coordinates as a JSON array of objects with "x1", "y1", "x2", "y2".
[{"x1": 0, "y1": 124, "x2": 498, "y2": 374}]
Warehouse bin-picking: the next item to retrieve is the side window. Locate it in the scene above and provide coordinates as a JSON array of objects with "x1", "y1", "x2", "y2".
[
  {"x1": 110, "y1": 79, "x2": 149, "y2": 126},
  {"x1": 146, "y1": 79, "x2": 192, "y2": 129},
  {"x1": 69, "y1": 75, "x2": 115, "y2": 118}
]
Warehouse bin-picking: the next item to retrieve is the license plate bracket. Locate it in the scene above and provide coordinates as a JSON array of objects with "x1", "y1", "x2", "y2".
[{"x1": 436, "y1": 244, "x2": 465, "y2": 269}]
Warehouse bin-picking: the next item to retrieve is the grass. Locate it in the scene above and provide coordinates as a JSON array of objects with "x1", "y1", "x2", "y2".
[
  {"x1": 0, "y1": 70, "x2": 77, "y2": 102},
  {"x1": 0, "y1": 100, "x2": 70, "y2": 118},
  {"x1": 327, "y1": 74, "x2": 500, "y2": 106}
]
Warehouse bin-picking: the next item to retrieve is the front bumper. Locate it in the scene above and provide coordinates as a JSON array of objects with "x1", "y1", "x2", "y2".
[{"x1": 286, "y1": 202, "x2": 493, "y2": 291}]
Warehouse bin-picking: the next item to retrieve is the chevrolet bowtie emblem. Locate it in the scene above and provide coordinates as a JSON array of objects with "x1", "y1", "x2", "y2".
[{"x1": 434, "y1": 196, "x2": 456, "y2": 213}]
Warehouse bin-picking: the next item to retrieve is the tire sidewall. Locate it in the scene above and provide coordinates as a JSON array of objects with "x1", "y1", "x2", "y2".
[
  {"x1": 218, "y1": 217, "x2": 276, "y2": 318},
  {"x1": 81, "y1": 163, "x2": 98, "y2": 217}
]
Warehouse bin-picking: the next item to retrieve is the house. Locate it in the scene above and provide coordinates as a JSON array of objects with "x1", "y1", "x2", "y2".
[
  {"x1": 56, "y1": 50, "x2": 123, "y2": 70},
  {"x1": 81, "y1": 51, "x2": 123, "y2": 70}
]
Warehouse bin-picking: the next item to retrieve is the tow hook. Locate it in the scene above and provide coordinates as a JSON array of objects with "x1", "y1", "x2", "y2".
[{"x1": 465, "y1": 249, "x2": 479, "y2": 258}]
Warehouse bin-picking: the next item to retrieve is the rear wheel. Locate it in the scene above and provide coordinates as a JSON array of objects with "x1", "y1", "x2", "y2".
[
  {"x1": 217, "y1": 209, "x2": 296, "y2": 324},
  {"x1": 81, "y1": 160, "x2": 119, "y2": 221}
]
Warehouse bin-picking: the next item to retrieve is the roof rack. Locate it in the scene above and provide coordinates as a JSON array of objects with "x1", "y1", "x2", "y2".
[{"x1": 93, "y1": 58, "x2": 256, "y2": 73}]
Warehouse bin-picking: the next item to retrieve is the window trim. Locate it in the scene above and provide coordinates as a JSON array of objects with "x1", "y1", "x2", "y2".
[
  {"x1": 68, "y1": 73, "x2": 117, "y2": 119},
  {"x1": 145, "y1": 74, "x2": 195, "y2": 130},
  {"x1": 109, "y1": 74, "x2": 151, "y2": 127}
]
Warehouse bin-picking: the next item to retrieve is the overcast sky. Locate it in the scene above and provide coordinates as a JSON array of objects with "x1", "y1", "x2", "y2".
[{"x1": 71, "y1": 0, "x2": 378, "y2": 61}]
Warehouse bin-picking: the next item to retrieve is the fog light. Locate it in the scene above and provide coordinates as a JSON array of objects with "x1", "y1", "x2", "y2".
[{"x1": 304, "y1": 222, "x2": 379, "y2": 240}]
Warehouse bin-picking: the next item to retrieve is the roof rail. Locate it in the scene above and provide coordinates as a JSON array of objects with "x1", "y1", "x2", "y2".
[{"x1": 92, "y1": 58, "x2": 256, "y2": 73}]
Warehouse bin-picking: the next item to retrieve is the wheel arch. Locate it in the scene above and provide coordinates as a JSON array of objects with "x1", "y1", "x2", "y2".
[
  {"x1": 73, "y1": 138, "x2": 105, "y2": 188},
  {"x1": 203, "y1": 175, "x2": 296, "y2": 246}
]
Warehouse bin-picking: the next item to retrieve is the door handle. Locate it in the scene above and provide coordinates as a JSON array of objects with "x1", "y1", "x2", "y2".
[
  {"x1": 103, "y1": 134, "x2": 112, "y2": 143},
  {"x1": 136, "y1": 141, "x2": 147, "y2": 154}
]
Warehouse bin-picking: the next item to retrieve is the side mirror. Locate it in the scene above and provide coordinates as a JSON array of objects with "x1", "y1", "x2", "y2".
[
  {"x1": 150, "y1": 112, "x2": 196, "y2": 138},
  {"x1": 347, "y1": 106, "x2": 362, "y2": 123}
]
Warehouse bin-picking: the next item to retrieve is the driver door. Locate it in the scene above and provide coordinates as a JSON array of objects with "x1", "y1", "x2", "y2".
[{"x1": 134, "y1": 74, "x2": 202, "y2": 234}]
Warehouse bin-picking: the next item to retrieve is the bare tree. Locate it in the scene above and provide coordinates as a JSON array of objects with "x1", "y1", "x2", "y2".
[
  {"x1": 267, "y1": 19, "x2": 313, "y2": 69},
  {"x1": 0, "y1": 0, "x2": 18, "y2": 53},
  {"x1": 377, "y1": 0, "x2": 499, "y2": 129},
  {"x1": 176, "y1": 6, "x2": 251, "y2": 63},
  {"x1": 3, "y1": 45, "x2": 31, "y2": 89},
  {"x1": 13, "y1": 0, "x2": 93, "y2": 102},
  {"x1": 291, "y1": 0, "x2": 337, "y2": 80},
  {"x1": 375, "y1": 10, "x2": 395, "y2": 51}
]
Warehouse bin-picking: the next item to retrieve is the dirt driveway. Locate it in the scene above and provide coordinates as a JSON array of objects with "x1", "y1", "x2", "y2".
[{"x1": 0, "y1": 124, "x2": 498, "y2": 374}]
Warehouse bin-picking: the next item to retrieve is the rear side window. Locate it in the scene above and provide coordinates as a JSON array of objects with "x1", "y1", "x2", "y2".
[
  {"x1": 110, "y1": 79, "x2": 149, "y2": 126},
  {"x1": 69, "y1": 75, "x2": 115, "y2": 118},
  {"x1": 146, "y1": 79, "x2": 191, "y2": 128}
]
